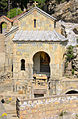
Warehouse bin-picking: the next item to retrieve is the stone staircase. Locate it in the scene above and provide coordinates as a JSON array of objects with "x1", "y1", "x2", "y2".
[{"x1": 4, "y1": 103, "x2": 18, "y2": 119}]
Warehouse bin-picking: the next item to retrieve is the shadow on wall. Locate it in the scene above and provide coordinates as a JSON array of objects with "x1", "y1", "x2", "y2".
[
  {"x1": 0, "y1": 22, "x2": 7, "y2": 34},
  {"x1": 66, "y1": 90, "x2": 78, "y2": 94}
]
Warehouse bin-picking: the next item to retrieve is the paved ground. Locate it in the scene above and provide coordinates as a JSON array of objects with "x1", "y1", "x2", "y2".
[
  {"x1": 0, "y1": 102, "x2": 7, "y2": 119},
  {"x1": 3, "y1": 103, "x2": 18, "y2": 119}
]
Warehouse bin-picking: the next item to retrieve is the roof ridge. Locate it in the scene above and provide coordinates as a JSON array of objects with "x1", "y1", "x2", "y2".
[
  {"x1": 12, "y1": 30, "x2": 68, "y2": 42},
  {"x1": 18, "y1": 6, "x2": 56, "y2": 21},
  {"x1": 5, "y1": 26, "x2": 19, "y2": 37},
  {"x1": 0, "y1": 16, "x2": 13, "y2": 22}
]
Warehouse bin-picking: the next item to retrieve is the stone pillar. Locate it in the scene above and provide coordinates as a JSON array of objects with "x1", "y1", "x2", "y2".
[{"x1": 27, "y1": 63, "x2": 33, "y2": 79}]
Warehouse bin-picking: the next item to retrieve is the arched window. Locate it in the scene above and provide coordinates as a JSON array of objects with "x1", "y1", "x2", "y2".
[
  {"x1": 12, "y1": 64, "x2": 13, "y2": 72},
  {"x1": 34, "y1": 19, "x2": 36, "y2": 28},
  {"x1": 21, "y1": 59, "x2": 25, "y2": 70}
]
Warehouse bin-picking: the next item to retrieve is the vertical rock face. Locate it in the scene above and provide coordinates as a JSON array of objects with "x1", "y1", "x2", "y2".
[
  {"x1": 73, "y1": 47, "x2": 78, "y2": 71},
  {"x1": 60, "y1": 21, "x2": 78, "y2": 46},
  {"x1": 0, "y1": 34, "x2": 5, "y2": 73},
  {"x1": 52, "y1": 0, "x2": 78, "y2": 23}
]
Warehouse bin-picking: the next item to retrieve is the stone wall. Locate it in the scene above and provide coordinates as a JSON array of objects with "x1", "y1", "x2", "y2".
[
  {"x1": 17, "y1": 95, "x2": 78, "y2": 119},
  {"x1": 49, "y1": 78, "x2": 78, "y2": 95},
  {"x1": 0, "y1": 34, "x2": 5, "y2": 73},
  {"x1": 18, "y1": 9, "x2": 55, "y2": 31},
  {"x1": 13, "y1": 42, "x2": 65, "y2": 81},
  {"x1": 0, "y1": 72, "x2": 13, "y2": 93},
  {"x1": 0, "y1": 16, "x2": 12, "y2": 33}
]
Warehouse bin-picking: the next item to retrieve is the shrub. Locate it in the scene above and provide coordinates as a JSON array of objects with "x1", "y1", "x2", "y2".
[
  {"x1": 33, "y1": 0, "x2": 46, "y2": 8},
  {"x1": 72, "y1": 69, "x2": 75, "y2": 75},
  {"x1": 59, "y1": 110, "x2": 67, "y2": 116},
  {"x1": 75, "y1": 114, "x2": 78, "y2": 119},
  {"x1": 65, "y1": 46, "x2": 74, "y2": 62},
  {"x1": 7, "y1": 8, "x2": 23, "y2": 18}
]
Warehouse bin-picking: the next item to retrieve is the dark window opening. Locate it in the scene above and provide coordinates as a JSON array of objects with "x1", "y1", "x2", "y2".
[
  {"x1": 12, "y1": 64, "x2": 13, "y2": 72},
  {"x1": 40, "y1": 52, "x2": 50, "y2": 72},
  {"x1": 66, "y1": 90, "x2": 78, "y2": 94},
  {"x1": 54, "y1": 21, "x2": 56, "y2": 28},
  {"x1": 21, "y1": 59, "x2": 25, "y2": 70},
  {"x1": 1, "y1": 99, "x2": 5, "y2": 103},
  {"x1": 34, "y1": 94, "x2": 44, "y2": 98},
  {"x1": 34, "y1": 19, "x2": 36, "y2": 28},
  {"x1": 0, "y1": 22, "x2": 7, "y2": 34}
]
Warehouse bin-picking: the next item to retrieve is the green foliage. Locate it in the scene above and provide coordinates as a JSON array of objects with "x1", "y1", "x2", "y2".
[
  {"x1": 2, "y1": 23, "x2": 7, "y2": 28},
  {"x1": 72, "y1": 69, "x2": 75, "y2": 75},
  {"x1": 55, "y1": 0, "x2": 67, "y2": 3},
  {"x1": 0, "y1": 0, "x2": 69, "y2": 16},
  {"x1": 0, "y1": 0, "x2": 8, "y2": 11},
  {"x1": 7, "y1": 8, "x2": 23, "y2": 18},
  {"x1": 65, "y1": 46, "x2": 74, "y2": 62},
  {"x1": 33, "y1": 0, "x2": 46, "y2": 8},
  {"x1": 0, "y1": 0, "x2": 8, "y2": 15},
  {"x1": 64, "y1": 46, "x2": 75, "y2": 73},
  {"x1": 59, "y1": 110, "x2": 67, "y2": 116},
  {"x1": 11, "y1": 0, "x2": 29, "y2": 10},
  {"x1": 75, "y1": 114, "x2": 78, "y2": 119},
  {"x1": 65, "y1": 61, "x2": 68, "y2": 69},
  {"x1": 77, "y1": 39, "x2": 78, "y2": 43}
]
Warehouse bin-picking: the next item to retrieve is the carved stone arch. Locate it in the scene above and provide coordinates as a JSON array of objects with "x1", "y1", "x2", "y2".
[
  {"x1": 63, "y1": 88, "x2": 78, "y2": 94},
  {"x1": 31, "y1": 50, "x2": 51, "y2": 63},
  {"x1": 0, "y1": 21, "x2": 7, "y2": 34},
  {"x1": 0, "y1": 16, "x2": 13, "y2": 34},
  {"x1": 32, "y1": 50, "x2": 51, "y2": 78}
]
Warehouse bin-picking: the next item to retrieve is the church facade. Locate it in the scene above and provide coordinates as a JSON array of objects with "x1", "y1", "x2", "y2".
[{"x1": 1, "y1": 6, "x2": 78, "y2": 98}]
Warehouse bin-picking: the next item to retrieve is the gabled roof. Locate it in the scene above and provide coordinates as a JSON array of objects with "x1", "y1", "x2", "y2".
[
  {"x1": 0, "y1": 16, "x2": 13, "y2": 23},
  {"x1": 18, "y1": 7, "x2": 56, "y2": 21},
  {"x1": 12, "y1": 30, "x2": 68, "y2": 42},
  {"x1": 5, "y1": 26, "x2": 19, "y2": 37}
]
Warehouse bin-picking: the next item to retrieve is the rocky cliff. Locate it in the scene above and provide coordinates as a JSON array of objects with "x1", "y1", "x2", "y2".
[
  {"x1": 73, "y1": 46, "x2": 78, "y2": 77},
  {"x1": 48, "y1": 0, "x2": 78, "y2": 23}
]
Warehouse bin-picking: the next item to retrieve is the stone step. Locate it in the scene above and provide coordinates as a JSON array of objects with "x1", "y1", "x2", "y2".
[
  {"x1": 7, "y1": 110, "x2": 16, "y2": 114},
  {"x1": 7, "y1": 114, "x2": 19, "y2": 119}
]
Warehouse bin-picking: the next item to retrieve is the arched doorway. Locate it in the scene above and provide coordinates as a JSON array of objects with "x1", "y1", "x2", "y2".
[
  {"x1": 0, "y1": 22, "x2": 7, "y2": 34},
  {"x1": 66, "y1": 90, "x2": 78, "y2": 94},
  {"x1": 33, "y1": 51, "x2": 50, "y2": 78}
]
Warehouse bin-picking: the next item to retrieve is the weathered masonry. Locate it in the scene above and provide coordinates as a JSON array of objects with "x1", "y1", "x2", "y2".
[
  {"x1": 0, "y1": 6, "x2": 78, "y2": 99},
  {"x1": 11, "y1": 7, "x2": 67, "y2": 97},
  {"x1": 16, "y1": 95, "x2": 78, "y2": 119}
]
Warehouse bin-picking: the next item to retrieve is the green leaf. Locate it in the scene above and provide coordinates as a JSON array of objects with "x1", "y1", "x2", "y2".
[{"x1": 7, "y1": 8, "x2": 23, "y2": 18}]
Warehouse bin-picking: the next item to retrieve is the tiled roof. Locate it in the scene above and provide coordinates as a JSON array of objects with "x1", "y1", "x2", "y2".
[
  {"x1": 12, "y1": 30, "x2": 68, "y2": 42},
  {"x1": 0, "y1": 16, "x2": 13, "y2": 22}
]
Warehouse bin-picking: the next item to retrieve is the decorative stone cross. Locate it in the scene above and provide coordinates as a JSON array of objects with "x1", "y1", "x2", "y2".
[{"x1": 33, "y1": 1, "x2": 38, "y2": 7}]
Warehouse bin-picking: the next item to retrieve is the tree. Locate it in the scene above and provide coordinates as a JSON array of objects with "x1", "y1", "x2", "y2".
[
  {"x1": 11, "y1": 0, "x2": 29, "y2": 11},
  {"x1": 55, "y1": 0, "x2": 69, "y2": 4},
  {"x1": 7, "y1": 8, "x2": 23, "y2": 18},
  {"x1": 65, "y1": 46, "x2": 74, "y2": 62},
  {"x1": 64, "y1": 46, "x2": 75, "y2": 74},
  {"x1": 0, "y1": 0, "x2": 8, "y2": 16},
  {"x1": 33, "y1": 0, "x2": 46, "y2": 8}
]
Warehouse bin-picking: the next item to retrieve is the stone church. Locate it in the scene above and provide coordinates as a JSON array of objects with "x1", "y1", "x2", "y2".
[{"x1": 0, "y1": 6, "x2": 78, "y2": 99}]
